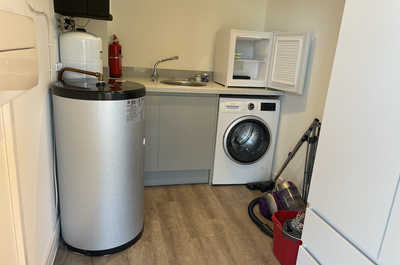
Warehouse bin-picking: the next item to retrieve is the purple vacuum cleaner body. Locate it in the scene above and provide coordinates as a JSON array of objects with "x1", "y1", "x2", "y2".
[{"x1": 259, "y1": 181, "x2": 305, "y2": 219}]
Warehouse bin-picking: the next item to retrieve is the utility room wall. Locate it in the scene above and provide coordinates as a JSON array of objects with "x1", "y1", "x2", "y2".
[
  {"x1": 86, "y1": 0, "x2": 346, "y2": 188},
  {"x1": 87, "y1": 0, "x2": 268, "y2": 71},
  {"x1": 265, "y1": 0, "x2": 345, "y2": 187}
]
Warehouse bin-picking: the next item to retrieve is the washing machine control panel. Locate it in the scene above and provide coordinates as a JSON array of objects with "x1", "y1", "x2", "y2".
[{"x1": 221, "y1": 100, "x2": 277, "y2": 113}]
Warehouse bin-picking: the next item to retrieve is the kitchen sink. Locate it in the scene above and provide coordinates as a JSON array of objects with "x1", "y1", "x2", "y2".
[{"x1": 160, "y1": 79, "x2": 207, "y2": 87}]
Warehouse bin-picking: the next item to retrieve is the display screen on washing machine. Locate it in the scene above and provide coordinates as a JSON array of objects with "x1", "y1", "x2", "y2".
[
  {"x1": 261, "y1": 103, "x2": 276, "y2": 111},
  {"x1": 225, "y1": 118, "x2": 270, "y2": 164}
]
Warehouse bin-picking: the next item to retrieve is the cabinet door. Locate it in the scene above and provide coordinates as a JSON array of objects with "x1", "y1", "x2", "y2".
[
  {"x1": 0, "y1": 107, "x2": 19, "y2": 265},
  {"x1": 54, "y1": 0, "x2": 87, "y2": 17},
  {"x1": 144, "y1": 95, "x2": 159, "y2": 172},
  {"x1": 306, "y1": 0, "x2": 400, "y2": 259},
  {"x1": 302, "y1": 209, "x2": 374, "y2": 265},
  {"x1": 158, "y1": 95, "x2": 218, "y2": 171},
  {"x1": 87, "y1": 0, "x2": 111, "y2": 19},
  {"x1": 296, "y1": 246, "x2": 319, "y2": 265},
  {"x1": 267, "y1": 32, "x2": 311, "y2": 95}
]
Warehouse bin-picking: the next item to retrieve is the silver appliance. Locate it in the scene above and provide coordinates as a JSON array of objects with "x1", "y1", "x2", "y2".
[
  {"x1": 51, "y1": 78, "x2": 145, "y2": 255},
  {"x1": 212, "y1": 96, "x2": 280, "y2": 184}
]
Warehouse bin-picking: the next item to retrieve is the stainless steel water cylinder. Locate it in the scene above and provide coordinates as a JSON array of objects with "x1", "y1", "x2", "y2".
[
  {"x1": 59, "y1": 31, "x2": 103, "y2": 79},
  {"x1": 51, "y1": 79, "x2": 145, "y2": 255}
]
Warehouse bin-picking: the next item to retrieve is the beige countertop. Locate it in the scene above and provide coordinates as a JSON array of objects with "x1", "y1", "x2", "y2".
[{"x1": 123, "y1": 77, "x2": 283, "y2": 96}]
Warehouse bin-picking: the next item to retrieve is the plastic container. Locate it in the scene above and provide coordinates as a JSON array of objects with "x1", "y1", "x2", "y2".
[{"x1": 272, "y1": 211, "x2": 302, "y2": 265}]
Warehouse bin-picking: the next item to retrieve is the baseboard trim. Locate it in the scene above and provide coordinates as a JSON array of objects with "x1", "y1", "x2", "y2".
[
  {"x1": 144, "y1": 170, "x2": 210, "y2": 186},
  {"x1": 45, "y1": 219, "x2": 60, "y2": 265}
]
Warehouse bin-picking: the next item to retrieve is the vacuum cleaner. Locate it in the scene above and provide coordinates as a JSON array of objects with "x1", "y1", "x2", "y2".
[{"x1": 247, "y1": 118, "x2": 321, "y2": 237}]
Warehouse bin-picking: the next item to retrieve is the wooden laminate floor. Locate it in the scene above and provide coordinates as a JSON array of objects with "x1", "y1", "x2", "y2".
[{"x1": 54, "y1": 184, "x2": 280, "y2": 265}]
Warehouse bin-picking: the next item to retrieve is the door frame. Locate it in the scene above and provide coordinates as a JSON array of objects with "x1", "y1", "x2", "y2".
[{"x1": 1, "y1": 103, "x2": 27, "y2": 265}]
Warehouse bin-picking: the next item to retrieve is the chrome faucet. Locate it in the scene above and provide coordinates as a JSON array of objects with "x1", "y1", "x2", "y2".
[{"x1": 151, "y1": 56, "x2": 179, "y2": 81}]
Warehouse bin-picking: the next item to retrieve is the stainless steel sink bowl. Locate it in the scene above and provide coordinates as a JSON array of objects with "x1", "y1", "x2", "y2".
[{"x1": 160, "y1": 79, "x2": 207, "y2": 87}]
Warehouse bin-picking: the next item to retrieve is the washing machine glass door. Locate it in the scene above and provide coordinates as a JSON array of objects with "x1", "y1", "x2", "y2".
[{"x1": 224, "y1": 116, "x2": 271, "y2": 164}]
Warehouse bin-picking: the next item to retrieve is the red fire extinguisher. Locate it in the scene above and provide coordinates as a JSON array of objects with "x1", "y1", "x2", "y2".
[{"x1": 109, "y1": 34, "x2": 122, "y2": 78}]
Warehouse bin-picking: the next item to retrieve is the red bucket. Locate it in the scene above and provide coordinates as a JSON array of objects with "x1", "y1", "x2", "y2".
[{"x1": 272, "y1": 211, "x2": 302, "y2": 265}]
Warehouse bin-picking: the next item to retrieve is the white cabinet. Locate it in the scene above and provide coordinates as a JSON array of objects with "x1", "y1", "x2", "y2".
[
  {"x1": 301, "y1": 209, "x2": 374, "y2": 265},
  {"x1": 304, "y1": 0, "x2": 400, "y2": 261},
  {"x1": 296, "y1": 246, "x2": 319, "y2": 265},
  {"x1": 213, "y1": 29, "x2": 311, "y2": 94},
  {"x1": 0, "y1": 10, "x2": 38, "y2": 92}
]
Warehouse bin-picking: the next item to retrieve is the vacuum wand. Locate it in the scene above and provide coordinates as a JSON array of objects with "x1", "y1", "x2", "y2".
[
  {"x1": 273, "y1": 118, "x2": 321, "y2": 183},
  {"x1": 246, "y1": 118, "x2": 321, "y2": 193}
]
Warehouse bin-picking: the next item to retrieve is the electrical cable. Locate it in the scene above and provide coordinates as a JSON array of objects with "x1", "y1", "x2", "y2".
[{"x1": 49, "y1": 94, "x2": 60, "y2": 218}]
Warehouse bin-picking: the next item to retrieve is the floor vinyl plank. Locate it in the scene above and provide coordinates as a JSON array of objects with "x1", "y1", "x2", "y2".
[
  {"x1": 92, "y1": 252, "x2": 129, "y2": 265},
  {"x1": 53, "y1": 184, "x2": 279, "y2": 265}
]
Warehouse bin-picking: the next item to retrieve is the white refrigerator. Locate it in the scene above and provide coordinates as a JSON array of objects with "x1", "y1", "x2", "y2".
[
  {"x1": 214, "y1": 29, "x2": 311, "y2": 94},
  {"x1": 297, "y1": 0, "x2": 400, "y2": 264}
]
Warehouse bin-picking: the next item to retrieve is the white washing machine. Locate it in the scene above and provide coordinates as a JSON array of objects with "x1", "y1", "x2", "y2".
[{"x1": 211, "y1": 96, "x2": 280, "y2": 185}]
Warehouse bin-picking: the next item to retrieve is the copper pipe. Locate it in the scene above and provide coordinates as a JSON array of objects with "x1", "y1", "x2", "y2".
[{"x1": 57, "y1": 67, "x2": 104, "y2": 82}]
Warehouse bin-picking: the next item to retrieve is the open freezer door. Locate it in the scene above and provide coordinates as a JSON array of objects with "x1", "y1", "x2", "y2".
[{"x1": 267, "y1": 32, "x2": 311, "y2": 95}]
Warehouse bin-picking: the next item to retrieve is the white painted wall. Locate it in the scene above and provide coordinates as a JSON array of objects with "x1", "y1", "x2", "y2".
[
  {"x1": 88, "y1": 0, "x2": 344, "y2": 188},
  {"x1": 86, "y1": 0, "x2": 268, "y2": 71},
  {"x1": 87, "y1": 0, "x2": 345, "y2": 187},
  {"x1": 265, "y1": 0, "x2": 345, "y2": 186},
  {"x1": 0, "y1": 0, "x2": 59, "y2": 264}
]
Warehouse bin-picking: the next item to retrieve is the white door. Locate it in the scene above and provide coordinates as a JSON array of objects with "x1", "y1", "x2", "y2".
[
  {"x1": 306, "y1": 0, "x2": 400, "y2": 260},
  {"x1": 267, "y1": 32, "x2": 311, "y2": 95},
  {"x1": 0, "y1": 106, "x2": 19, "y2": 265}
]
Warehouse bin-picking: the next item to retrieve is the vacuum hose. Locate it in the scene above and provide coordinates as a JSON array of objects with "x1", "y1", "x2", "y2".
[{"x1": 248, "y1": 197, "x2": 274, "y2": 238}]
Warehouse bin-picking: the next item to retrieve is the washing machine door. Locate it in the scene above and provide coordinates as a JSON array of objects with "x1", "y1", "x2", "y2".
[{"x1": 224, "y1": 116, "x2": 271, "y2": 164}]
